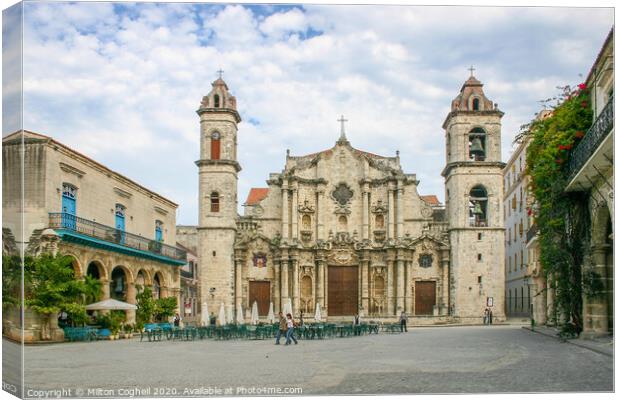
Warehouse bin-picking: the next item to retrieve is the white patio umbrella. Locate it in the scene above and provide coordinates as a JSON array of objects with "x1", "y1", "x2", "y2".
[
  {"x1": 236, "y1": 304, "x2": 244, "y2": 325},
  {"x1": 314, "y1": 303, "x2": 322, "y2": 322},
  {"x1": 85, "y1": 299, "x2": 137, "y2": 311},
  {"x1": 286, "y1": 298, "x2": 293, "y2": 316},
  {"x1": 201, "y1": 302, "x2": 209, "y2": 326},
  {"x1": 217, "y1": 302, "x2": 227, "y2": 326},
  {"x1": 251, "y1": 301, "x2": 259, "y2": 325},
  {"x1": 267, "y1": 302, "x2": 275, "y2": 323},
  {"x1": 226, "y1": 304, "x2": 234, "y2": 325}
]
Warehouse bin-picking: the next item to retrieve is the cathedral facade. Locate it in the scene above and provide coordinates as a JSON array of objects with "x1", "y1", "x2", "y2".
[{"x1": 187, "y1": 75, "x2": 506, "y2": 323}]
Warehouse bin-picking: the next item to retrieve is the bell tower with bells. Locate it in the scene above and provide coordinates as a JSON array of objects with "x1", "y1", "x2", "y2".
[
  {"x1": 441, "y1": 67, "x2": 506, "y2": 323},
  {"x1": 196, "y1": 70, "x2": 241, "y2": 319}
]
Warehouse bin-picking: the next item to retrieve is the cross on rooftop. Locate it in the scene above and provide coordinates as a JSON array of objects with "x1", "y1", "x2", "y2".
[
  {"x1": 337, "y1": 115, "x2": 349, "y2": 142},
  {"x1": 468, "y1": 65, "x2": 476, "y2": 77},
  {"x1": 217, "y1": 69, "x2": 224, "y2": 79}
]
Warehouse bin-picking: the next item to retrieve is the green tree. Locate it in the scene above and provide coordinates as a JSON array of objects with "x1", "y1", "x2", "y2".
[
  {"x1": 135, "y1": 286, "x2": 156, "y2": 329},
  {"x1": 525, "y1": 83, "x2": 593, "y2": 336},
  {"x1": 154, "y1": 296, "x2": 178, "y2": 322}
]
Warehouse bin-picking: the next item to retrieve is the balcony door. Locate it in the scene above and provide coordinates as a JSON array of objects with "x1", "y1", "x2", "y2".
[
  {"x1": 115, "y1": 204, "x2": 126, "y2": 244},
  {"x1": 61, "y1": 183, "x2": 77, "y2": 230}
]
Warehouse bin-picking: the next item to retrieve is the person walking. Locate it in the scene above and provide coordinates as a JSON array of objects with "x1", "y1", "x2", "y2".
[
  {"x1": 173, "y1": 313, "x2": 181, "y2": 327},
  {"x1": 399, "y1": 311, "x2": 408, "y2": 332},
  {"x1": 275, "y1": 312, "x2": 287, "y2": 345},
  {"x1": 285, "y1": 313, "x2": 298, "y2": 345},
  {"x1": 483, "y1": 308, "x2": 489, "y2": 325},
  {"x1": 488, "y1": 309, "x2": 493, "y2": 325},
  {"x1": 353, "y1": 313, "x2": 361, "y2": 336}
]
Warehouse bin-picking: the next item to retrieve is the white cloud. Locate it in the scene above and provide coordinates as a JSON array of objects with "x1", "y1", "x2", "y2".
[{"x1": 15, "y1": 3, "x2": 614, "y2": 225}]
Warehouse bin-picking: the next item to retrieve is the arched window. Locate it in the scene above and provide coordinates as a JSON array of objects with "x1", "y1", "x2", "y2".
[
  {"x1": 375, "y1": 214, "x2": 385, "y2": 229},
  {"x1": 210, "y1": 192, "x2": 220, "y2": 212},
  {"x1": 469, "y1": 185, "x2": 488, "y2": 227},
  {"x1": 213, "y1": 94, "x2": 220, "y2": 108},
  {"x1": 211, "y1": 131, "x2": 221, "y2": 160},
  {"x1": 338, "y1": 215, "x2": 348, "y2": 231},
  {"x1": 468, "y1": 127, "x2": 486, "y2": 161},
  {"x1": 153, "y1": 274, "x2": 162, "y2": 300},
  {"x1": 472, "y1": 97, "x2": 480, "y2": 111},
  {"x1": 302, "y1": 215, "x2": 311, "y2": 230}
]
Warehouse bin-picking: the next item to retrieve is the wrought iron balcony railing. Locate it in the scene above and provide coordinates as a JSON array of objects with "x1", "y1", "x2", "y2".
[
  {"x1": 568, "y1": 96, "x2": 614, "y2": 179},
  {"x1": 526, "y1": 223, "x2": 538, "y2": 244},
  {"x1": 49, "y1": 212, "x2": 186, "y2": 263}
]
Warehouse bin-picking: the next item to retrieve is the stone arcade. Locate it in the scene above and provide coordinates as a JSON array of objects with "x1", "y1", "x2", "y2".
[{"x1": 179, "y1": 74, "x2": 507, "y2": 323}]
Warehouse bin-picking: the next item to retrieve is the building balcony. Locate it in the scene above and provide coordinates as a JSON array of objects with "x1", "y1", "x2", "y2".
[
  {"x1": 49, "y1": 212, "x2": 186, "y2": 265},
  {"x1": 566, "y1": 96, "x2": 614, "y2": 191}
]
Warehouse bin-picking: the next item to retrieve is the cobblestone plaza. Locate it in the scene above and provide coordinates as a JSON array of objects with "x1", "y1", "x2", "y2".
[{"x1": 5, "y1": 326, "x2": 613, "y2": 396}]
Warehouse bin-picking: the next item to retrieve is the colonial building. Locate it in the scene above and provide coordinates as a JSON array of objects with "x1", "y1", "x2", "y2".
[
  {"x1": 564, "y1": 28, "x2": 614, "y2": 338},
  {"x1": 503, "y1": 137, "x2": 531, "y2": 318},
  {"x1": 187, "y1": 73, "x2": 506, "y2": 324},
  {"x1": 2, "y1": 130, "x2": 186, "y2": 341},
  {"x1": 178, "y1": 243, "x2": 201, "y2": 324}
]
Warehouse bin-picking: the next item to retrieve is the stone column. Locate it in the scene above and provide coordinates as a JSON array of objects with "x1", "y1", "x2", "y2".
[
  {"x1": 281, "y1": 186, "x2": 289, "y2": 239},
  {"x1": 396, "y1": 258, "x2": 405, "y2": 313},
  {"x1": 441, "y1": 254, "x2": 450, "y2": 315},
  {"x1": 404, "y1": 260, "x2": 412, "y2": 314},
  {"x1": 292, "y1": 256, "x2": 299, "y2": 315},
  {"x1": 362, "y1": 186, "x2": 369, "y2": 240},
  {"x1": 582, "y1": 245, "x2": 610, "y2": 337},
  {"x1": 101, "y1": 279, "x2": 111, "y2": 300},
  {"x1": 234, "y1": 256, "x2": 243, "y2": 320},
  {"x1": 317, "y1": 186, "x2": 326, "y2": 240},
  {"x1": 396, "y1": 183, "x2": 404, "y2": 238},
  {"x1": 291, "y1": 183, "x2": 299, "y2": 240},
  {"x1": 387, "y1": 184, "x2": 394, "y2": 239},
  {"x1": 126, "y1": 283, "x2": 137, "y2": 324},
  {"x1": 274, "y1": 255, "x2": 281, "y2": 314},
  {"x1": 316, "y1": 257, "x2": 325, "y2": 310},
  {"x1": 361, "y1": 255, "x2": 370, "y2": 316},
  {"x1": 280, "y1": 256, "x2": 289, "y2": 311},
  {"x1": 387, "y1": 257, "x2": 395, "y2": 316}
]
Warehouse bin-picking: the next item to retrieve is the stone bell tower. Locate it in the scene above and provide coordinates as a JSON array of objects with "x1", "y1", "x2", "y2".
[
  {"x1": 196, "y1": 73, "x2": 241, "y2": 319},
  {"x1": 441, "y1": 69, "x2": 506, "y2": 323}
]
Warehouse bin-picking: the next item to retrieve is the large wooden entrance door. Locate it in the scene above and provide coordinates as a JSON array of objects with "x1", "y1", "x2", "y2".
[
  {"x1": 328, "y1": 266, "x2": 358, "y2": 316},
  {"x1": 249, "y1": 281, "x2": 270, "y2": 316},
  {"x1": 415, "y1": 281, "x2": 436, "y2": 315}
]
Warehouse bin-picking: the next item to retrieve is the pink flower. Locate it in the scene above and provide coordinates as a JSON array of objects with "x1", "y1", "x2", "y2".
[{"x1": 578, "y1": 83, "x2": 587, "y2": 91}]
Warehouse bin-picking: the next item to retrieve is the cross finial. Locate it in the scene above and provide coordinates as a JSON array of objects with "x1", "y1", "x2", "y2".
[
  {"x1": 337, "y1": 115, "x2": 348, "y2": 142},
  {"x1": 468, "y1": 65, "x2": 475, "y2": 77},
  {"x1": 217, "y1": 69, "x2": 224, "y2": 79}
]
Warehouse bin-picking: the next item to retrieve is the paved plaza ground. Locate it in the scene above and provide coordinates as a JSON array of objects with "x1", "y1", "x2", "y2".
[{"x1": 4, "y1": 325, "x2": 614, "y2": 397}]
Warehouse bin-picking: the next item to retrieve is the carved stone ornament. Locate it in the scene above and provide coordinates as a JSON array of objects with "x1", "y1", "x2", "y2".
[
  {"x1": 298, "y1": 199, "x2": 315, "y2": 214},
  {"x1": 332, "y1": 183, "x2": 353, "y2": 206},
  {"x1": 371, "y1": 200, "x2": 388, "y2": 214}
]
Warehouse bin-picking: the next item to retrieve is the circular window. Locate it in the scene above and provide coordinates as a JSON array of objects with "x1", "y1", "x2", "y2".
[{"x1": 211, "y1": 132, "x2": 221, "y2": 140}]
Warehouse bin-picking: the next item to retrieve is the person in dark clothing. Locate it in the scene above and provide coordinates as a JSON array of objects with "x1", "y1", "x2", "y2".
[
  {"x1": 173, "y1": 313, "x2": 181, "y2": 327},
  {"x1": 399, "y1": 311, "x2": 408, "y2": 332},
  {"x1": 209, "y1": 312, "x2": 217, "y2": 326}
]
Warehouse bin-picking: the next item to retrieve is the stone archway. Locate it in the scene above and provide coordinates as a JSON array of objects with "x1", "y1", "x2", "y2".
[
  {"x1": 583, "y1": 203, "x2": 613, "y2": 337},
  {"x1": 110, "y1": 266, "x2": 131, "y2": 301},
  {"x1": 153, "y1": 272, "x2": 164, "y2": 299}
]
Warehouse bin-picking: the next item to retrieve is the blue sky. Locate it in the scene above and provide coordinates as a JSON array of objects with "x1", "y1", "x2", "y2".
[{"x1": 3, "y1": 2, "x2": 614, "y2": 225}]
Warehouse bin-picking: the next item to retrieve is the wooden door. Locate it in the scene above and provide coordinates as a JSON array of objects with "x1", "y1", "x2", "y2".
[
  {"x1": 415, "y1": 281, "x2": 436, "y2": 315},
  {"x1": 328, "y1": 266, "x2": 358, "y2": 316},
  {"x1": 249, "y1": 281, "x2": 270, "y2": 316}
]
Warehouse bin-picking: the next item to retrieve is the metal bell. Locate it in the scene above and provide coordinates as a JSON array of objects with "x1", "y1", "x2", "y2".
[
  {"x1": 473, "y1": 202, "x2": 484, "y2": 215},
  {"x1": 470, "y1": 137, "x2": 485, "y2": 157}
]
